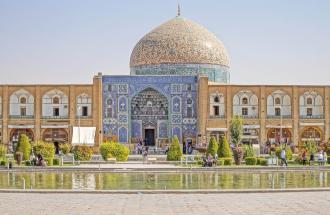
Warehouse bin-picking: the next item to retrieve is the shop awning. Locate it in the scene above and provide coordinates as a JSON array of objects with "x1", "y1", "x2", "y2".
[{"x1": 206, "y1": 128, "x2": 228, "y2": 132}]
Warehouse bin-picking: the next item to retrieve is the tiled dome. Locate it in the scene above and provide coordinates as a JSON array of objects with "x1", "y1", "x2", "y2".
[{"x1": 130, "y1": 16, "x2": 230, "y2": 68}]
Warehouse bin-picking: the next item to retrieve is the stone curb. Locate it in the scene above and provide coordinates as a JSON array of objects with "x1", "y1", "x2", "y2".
[{"x1": 0, "y1": 188, "x2": 330, "y2": 194}]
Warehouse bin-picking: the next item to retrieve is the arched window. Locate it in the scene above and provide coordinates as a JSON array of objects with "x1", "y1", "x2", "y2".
[
  {"x1": 307, "y1": 97, "x2": 313, "y2": 105},
  {"x1": 106, "y1": 98, "x2": 113, "y2": 105},
  {"x1": 53, "y1": 97, "x2": 60, "y2": 104},
  {"x1": 242, "y1": 97, "x2": 248, "y2": 105},
  {"x1": 107, "y1": 107, "x2": 112, "y2": 118},
  {"x1": 20, "y1": 97, "x2": 27, "y2": 104},
  {"x1": 275, "y1": 97, "x2": 281, "y2": 105},
  {"x1": 187, "y1": 98, "x2": 192, "y2": 105},
  {"x1": 214, "y1": 96, "x2": 220, "y2": 103}
]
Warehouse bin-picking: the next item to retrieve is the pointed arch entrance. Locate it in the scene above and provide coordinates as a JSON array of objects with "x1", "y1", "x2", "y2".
[{"x1": 131, "y1": 87, "x2": 169, "y2": 146}]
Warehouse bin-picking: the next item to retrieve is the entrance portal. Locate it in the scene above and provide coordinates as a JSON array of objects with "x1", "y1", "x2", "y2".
[{"x1": 144, "y1": 129, "x2": 155, "y2": 146}]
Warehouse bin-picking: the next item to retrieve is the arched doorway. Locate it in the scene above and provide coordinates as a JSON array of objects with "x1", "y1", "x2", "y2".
[
  {"x1": 267, "y1": 128, "x2": 291, "y2": 144},
  {"x1": 10, "y1": 129, "x2": 34, "y2": 152},
  {"x1": 42, "y1": 128, "x2": 68, "y2": 154},
  {"x1": 300, "y1": 127, "x2": 322, "y2": 144},
  {"x1": 131, "y1": 87, "x2": 168, "y2": 147}
]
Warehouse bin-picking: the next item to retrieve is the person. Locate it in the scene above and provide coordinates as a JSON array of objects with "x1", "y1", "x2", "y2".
[
  {"x1": 143, "y1": 146, "x2": 149, "y2": 164},
  {"x1": 137, "y1": 141, "x2": 143, "y2": 155},
  {"x1": 323, "y1": 151, "x2": 328, "y2": 165},
  {"x1": 187, "y1": 144, "x2": 193, "y2": 155},
  {"x1": 164, "y1": 144, "x2": 169, "y2": 154},
  {"x1": 280, "y1": 148, "x2": 287, "y2": 167},
  {"x1": 309, "y1": 152, "x2": 315, "y2": 166},
  {"x1": 213, "y1": 153, "x2": 218, "y2": 166},
  {"x1": 37, "y1": 154, "x2": 46, "y2": 167},
  {"x1": 301, "y1": 149, "x2": 307, "y2": 166},
  {"x1": 318, "y1": 150, "x2": 324, "y2": 166},
  {"x1": 207, "y1": 154, "x2": 213, "y2": 167}
]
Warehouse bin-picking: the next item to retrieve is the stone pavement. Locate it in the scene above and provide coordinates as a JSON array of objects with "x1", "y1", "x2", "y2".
[{"x1": 0, "y1": 192, "x2": 329, "y2": 215}]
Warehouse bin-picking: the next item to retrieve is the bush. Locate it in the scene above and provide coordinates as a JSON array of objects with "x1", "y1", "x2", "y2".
[
  {"x1": 25, "y1": 160, "x2": 31, "y2": 166},
  {"x1": 207, "y1": 137, "x2": 218, "y2": 157},
  {"x1": 72, "y1": 145, "x2": 93, "y2": 161},
  {"x1": 33, "y1": 141, "x2": 55, "y2": 166},
  {"x1": 218, "y1": 136, "x2": 232, "y2": 158},
  {"x1": 220, "y1": 157, "x2": 233, "y2": 166},
  {"x1": 100, "y1": 141, "x2": 130, "y2": 161},
  {"x1": 244, "y1": 145, "x2": 255, "y2": 158},
  {"x1": 18, "y1": 134, "x2": 31, "y2": 160},
  {"x1": 328, "y1": 156, "x2": 330, "y2": 164},
  {"x1": 0, "y1": 145, "x2": 7, "y2": 158},
  {"x1": 217, "y1": 159, "x2": 225, "y2": 166},
  {"x1": 0, "y1": 159, "x2": 7, "y2": 166},
  {"x1": 259, "y1": 158, "x2": 268, "y2": 166},
  {"x1": 60, "y1": 143, "x2": 72, "y2": 155},
  {"x1": 167, "y1": 136, "x2": 183, "y2": 161},
  {"x1": 53, "y1": 158, "x2": 60, "y2": 165},
  {"x1": 285, "y1": 147, "x2": 293, "y2": 160},
  {"x1": 245, "y1": 157, "x2": 257, "y2": 165}
]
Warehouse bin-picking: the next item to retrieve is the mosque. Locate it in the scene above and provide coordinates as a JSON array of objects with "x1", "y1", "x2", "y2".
[{"x1": 0, "y1": 9, "x2": 329, "y2": 153}]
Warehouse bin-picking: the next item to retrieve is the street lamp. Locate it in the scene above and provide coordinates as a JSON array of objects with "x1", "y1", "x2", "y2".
[{"x1": 78, "y1": 106, "x2": 81, "y2": 145}]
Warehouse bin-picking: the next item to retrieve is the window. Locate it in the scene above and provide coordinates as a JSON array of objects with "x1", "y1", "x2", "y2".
[
  {"x1": 242, "y1": 108, "x2": 248, "y2": 116},
  {"x1": 108, "y1": 85, "x2": 112, "y2": 92},
  {"x1": 53, "y1": 97, "x2": 60, "y2": 104},
  {"x1": 187, "y1": 98, "x2": 192, "y2": 105},
  {"x1": 82, "y1": 106, "x2": 88, "y2": 117},
  {"x1": 107, "y1": 107, "x2": 112, "y2": 118},
  {"x1": 307, "y1": 108, "x2": 313, "y2": 116},
  {"x1": 275, "y1": 107, "x2": 281, "y2": 116},
  {"x1": 275, "y1": 97, "x2": 281, "y2": 105},
  {"x1": 20, "y1": 97, "x2": 27, "y2": 104},
  {"x1": 213, "y1": 106, "x2": 219, "y2": 116},
  {"x1": 20, "y1": 107, "x2": 26, "y2": 116},
  {"x1": 242, "y1": 97, "x2": 248, "y2": 105},
  {"x1": 187, "y1": 107, "x2": 193, "y2": 118},
  {"x1": 53, "y1": 107, "x2": 60, "y2": 116},
  {"x1": 107, "y1": 98, "x2": 113, "y2": 105},
  {"x1": 307, "y1": 97, "x2": 313, "y2": 105},
  {"x1": 187, "y1": 84, "x2": 192, "y2": 91},
  {"x1": 214, "y1": 96, "x2": 220, "y2": 103}
]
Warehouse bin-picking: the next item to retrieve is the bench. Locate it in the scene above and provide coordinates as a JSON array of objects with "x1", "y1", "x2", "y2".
[
  {"x1": 147, "y1": 157, "x2": 157, "y2": 164},
  {"x1": 107, "y1": 158, "x2": 117, "y2": 163}
]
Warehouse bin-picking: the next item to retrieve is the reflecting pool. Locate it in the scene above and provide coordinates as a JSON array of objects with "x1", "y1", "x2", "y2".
[{"x1": 0, "y1": 171, "x2": 329, "y2": 190}]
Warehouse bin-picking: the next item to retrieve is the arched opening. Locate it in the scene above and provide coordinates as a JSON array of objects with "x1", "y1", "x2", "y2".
[
  {"x1": 131, "y1": 87, "x2": 168, "y2": 146},
  {"x1": 267, "y1": 128, "x2": 291, "y2": 144},
  {"x1": 42, "y1": 128, "x2": 68, "y2": 154},
  {"x1": 300, "y1": 127, "x2": 322, "y2": 143},
  {"x1": 10, "y1": 129, "x2": 34, "y2": 152}
]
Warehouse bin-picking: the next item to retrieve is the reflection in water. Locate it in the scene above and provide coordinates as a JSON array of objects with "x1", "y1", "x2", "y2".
[{"x1": 0, "y1": 171, "x2": 329, "y2": 190}]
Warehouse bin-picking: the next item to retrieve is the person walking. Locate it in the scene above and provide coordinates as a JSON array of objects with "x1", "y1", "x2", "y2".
[
  {"x1": 318, "y1": 150, "x2": 324, "y2": 166},
  {"x1": 302, "y1": 149, "x2": 307, "y2": 166},
  {"x1": 323, "y1": 151, "x2": 328, "y2": 165},
  {"x1": 143, "y1": 146, "x2": 149, "y2": 164},
  {"x1": 280, "y1": 148, "x2": 288, "y2": 167}
]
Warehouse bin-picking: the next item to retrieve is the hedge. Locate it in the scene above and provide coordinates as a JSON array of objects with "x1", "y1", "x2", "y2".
[
  {"x1": 100, "y1": 141, "x2": 130, "y2": 161},
  {"x1": 167, "y1": 136, "x2": 182, "y2": 161},
  {"x1": 33, "y1": 141, "x2": 55, "y2": 166},
  {"x1": 207, "y1": 137, "x2": 218, "y2": 157},
  {"x1": 245, "y1": 157, "x2": 257, "y2": 165},
  {"x1": 220, "y1": 157, "x2": 233, "y2": 166},
  {"x1": 72, "y1": 145, "x2": 93, "y2": 161}
]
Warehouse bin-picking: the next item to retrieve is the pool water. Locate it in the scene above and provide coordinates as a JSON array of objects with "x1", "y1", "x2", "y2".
[{"x1": 0, "y1": 171, "x2": 329, "y2": 190}]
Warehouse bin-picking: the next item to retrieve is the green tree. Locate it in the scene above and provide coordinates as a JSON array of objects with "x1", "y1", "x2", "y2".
[
  {"x1": 230, "y1": 115, "x2": 243, "y2": 146},
  {"x1": 218, "y1": 136, "x2": 232, "y2": 158},
  {"x1": 167, "y1": 136, "x2": 182, "y2": 161},
  {"x1": 33, "y1": 141, "x2": 55, "y2": 165},
  {"x1": 100, "y1": 141, "x2": 130, "y2": 161},
  {"x1": 243, "y1": 144, "x2": 255, "y2": 158},
  {"x1": 207, "y1": 137, "x2": 218, "y2": 157},
  {"x1": 18, "y1": 134, "x2": 31, "y2": 160}
]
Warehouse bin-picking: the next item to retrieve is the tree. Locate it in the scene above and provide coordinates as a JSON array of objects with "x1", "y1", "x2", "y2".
[
  {"x1": 218, "y1": 136, "x2": 231, "y2": 158},
  {"x1": 207, "y1": 137, "x2": 218, "y2": 157},
  {"x1": 167, "y1": 136, "x2": 182, "y2": 161},
  {"x1": 230, "y1": 115, "x2": 243, "y2": 146},
  {"x1": 18, "y1": 134, "x2": 31, "y2": 160}
]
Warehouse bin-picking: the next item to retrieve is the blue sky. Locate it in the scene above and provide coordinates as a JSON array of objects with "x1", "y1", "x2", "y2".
[{"x1": 0, "y1": 0, "x2": 329, "y2": 84}]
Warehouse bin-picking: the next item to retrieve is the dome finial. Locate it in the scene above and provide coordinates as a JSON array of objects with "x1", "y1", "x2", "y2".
[{"x1": 177, "y1": 4, "x2": 181, "y2": 17}]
